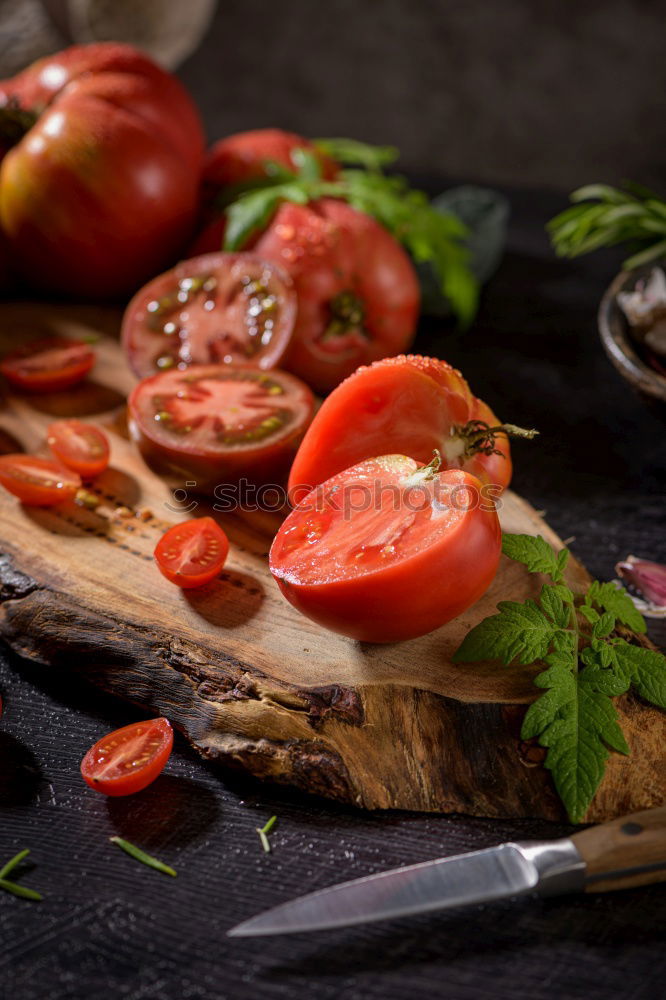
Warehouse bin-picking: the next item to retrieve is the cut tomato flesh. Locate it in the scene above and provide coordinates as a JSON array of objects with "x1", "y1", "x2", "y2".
[
  {"x1": 80, "y1": 717, "x2": 174, "y2": 797},
  {"x1": 0, "y1": 454, "x2": 81, "y2": 506},
  {"x1": 129, "y1": 364, "x2": 314, "y2": 490},
  {"x1": 0, "y1": 337, "x2": 95, "y2": 392},
  {"x1": 271, "y1": 456, "x2": 502, "y2": 643},
  {"x1": 277, "y1": 456, "x2": 468, "y2": 583},
  {"x1": 154, "y1": 516, "x2": 229, "y2": 588},
  {"x1": 122, "y1": 252, "x2": 297, "y2": 378},
  {"x1": 47, "y1": 420, "x2": 110, "y2": 478}
]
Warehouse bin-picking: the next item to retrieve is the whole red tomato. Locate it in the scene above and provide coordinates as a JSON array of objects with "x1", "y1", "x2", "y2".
[
  {"x1": 245, "y1": 199, "x2": 419, "y2": 393},
  {"x1": 0, "y1": 43, "x2": 204, "y2": 298}
]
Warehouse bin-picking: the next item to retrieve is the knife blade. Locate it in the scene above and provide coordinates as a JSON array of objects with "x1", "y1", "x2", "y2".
[{"x1": 228, "y1": 806, "x2": 666, "y2": 937}]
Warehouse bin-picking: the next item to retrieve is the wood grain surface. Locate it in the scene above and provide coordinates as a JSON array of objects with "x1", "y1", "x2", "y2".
[{"x1": 0, "y1": 301, "x2": 663, "y2": 821}]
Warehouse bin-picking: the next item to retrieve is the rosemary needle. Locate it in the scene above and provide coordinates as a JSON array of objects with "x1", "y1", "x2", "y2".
[
  {"x1": 256, "y1": 815, "x2": 278, "y2": 853},
  {"x1": 110, "y1": 837, "x2": 177, "y2": 877},
  {"x1": 0, "y1": 878, "x2": 42, "y2": 901},
  {"x1": 0, "y1": 848, "x2": 30, "y2": 880}
]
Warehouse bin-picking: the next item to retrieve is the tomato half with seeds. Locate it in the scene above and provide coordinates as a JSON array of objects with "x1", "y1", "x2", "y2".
[
  {"x1": 0, "y1": 454, "x2": 81, "y2": 505},
  {"x1": 154, "y1": 516, "x2": 229, "y2": 588},
  {"x1": 80, "y1": 717, "x2": 173, "y2": 796},
  {"x1": 128, "y1": 364, "x2": 314, "y2": 490},
  {"x1": 271, "y1": 456, "x2": 501, "y2": 643},
  {"x1": 289, "y1": 354, "x2": 514, "y2": 499},
  {"x1": 122, "y1": 252, "x2": 297, "y2": 379},
  {"x1": 1, "y1": 337, "x2": 95, "y2": 392},
  {"x1": 47, "y1": 420, "x2": 110, "y2": 479}
]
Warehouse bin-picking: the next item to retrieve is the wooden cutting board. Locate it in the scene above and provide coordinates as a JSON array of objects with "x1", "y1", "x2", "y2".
[{"x1": 0, "y1": 301, "x2": 663, "y2": 821}]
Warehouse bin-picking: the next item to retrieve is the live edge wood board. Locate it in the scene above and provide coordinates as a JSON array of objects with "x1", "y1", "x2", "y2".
[{"x1": 0, "y1": 301, "x2": 663, "y2": 822}]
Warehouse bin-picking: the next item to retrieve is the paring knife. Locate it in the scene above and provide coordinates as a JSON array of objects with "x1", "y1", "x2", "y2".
[{"x1": 228, "y1": 806, "x2": 666, "y2": 937}]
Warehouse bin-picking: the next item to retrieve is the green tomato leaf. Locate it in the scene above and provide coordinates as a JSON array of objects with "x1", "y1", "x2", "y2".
[
  {"x1": 453, "y1": 599, "x2": 561, "y2": 666},
  {"x1": 586, "y1": 581, "x2": 647, "y2": 634},
  {"x1": 613, "y1": 641, "x2": 666, "y2": 708},
  {"x1": 501, "y1": 533, "x2": 570, "y2": 583},
  {"x1": 314, "y1": 137, "x2": 399, "y2": 170}
]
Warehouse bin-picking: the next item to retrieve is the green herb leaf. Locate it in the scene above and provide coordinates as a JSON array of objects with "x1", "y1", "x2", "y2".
[
  {"x1": 547, "y1": 182, "x2": 666, "y2": 268},
  {"x1": 313, "y1": 137, "x2": 399, "y2": 170},
  {"x1": 501, "y1": 533, "x2": 569, "y2": 582},
  {"x1": 0, "y1": 877, "x2": 42, "y2": 901},
  {"x1": 218, "y1": 141, "x2": 479, "y2": 326},
  {"x1": 452, "y1": 597, "x2": 563, "y2": 666},
  {"x1": 585, "y1": 581, "x2": 647, "y2": 634},
  {"x1": 110, "y1": 836, "x2": 177, "y2": 877},
  {"x1": 612, "y1": 642, "x2": 666, "y2": 707},
  {"x1": 224, "y1": 186, "x2": 298, "y2": 252},
  {"x1": 454, "y1": 532, "x2": 666, "y2": 823}
]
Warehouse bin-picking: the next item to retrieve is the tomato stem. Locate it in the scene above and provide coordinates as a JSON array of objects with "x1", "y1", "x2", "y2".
[
  {"x1": 321, "y1": 291, "x2": 367, "y2": 341},
  {"x1": 0, "y1": 101, "x2": 38, "y2": 150},
  {"x1": 449, "y1": 420, "x2": 539, "y2": 460}
]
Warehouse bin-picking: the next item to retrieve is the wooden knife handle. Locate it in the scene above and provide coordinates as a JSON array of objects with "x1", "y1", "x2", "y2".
[{"x1": 572, "y1": 806, "x2": 666, "y2": 892}]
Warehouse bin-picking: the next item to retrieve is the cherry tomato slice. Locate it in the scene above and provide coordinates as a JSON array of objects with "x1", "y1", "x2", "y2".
[
  {"x1": 154, "y1": 516, "x2": 229, "y2": 588},
  {"x1": 122, "y1": 252, "x2": 297, "y2": 379},
  {"x1": 272, "y1": 456, "x2": 501, "y2": 643},
  {"x1": 0, "y1": 454, "x2": 81, "y2": 506},
  {"x1": 0, "y1": 337, "x2": 95, "y2": 392},
  {"x1": 47, "y1": 420, "x2": 110, "y2": 479},
  {"x1": 128, "y1": 364, "x2": 314, "y2": 490},
  {"x1": 80, "y1": 717, "x2": 174, "y2": 797},
  {"x1": 288, "y1": 354, "x2": 512, "y2": 498}
]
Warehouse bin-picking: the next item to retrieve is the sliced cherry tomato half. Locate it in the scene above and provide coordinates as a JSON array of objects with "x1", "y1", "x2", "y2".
[
  {"x1": 0, "y1": 454, "x2": 81, "y2": 506},
  {"x1": 0, "y1": 337, "x2": 95, "y2": 392},
  {"x1": 154, "y1": 516, "x2": 229, "y2": 588},
  {"x1": 80, "y1": 717, "x2": 174, "y2": 797},
  {"x1": 122, "y1": 252, "x2": 297, "y2": 379},
  {"x1": 288, "y1": 354, "x2": 513, "y2": 498},
  {"x1": 47, "y1": 420, "x2": 110, "y2": 479},
  {"x1": 271, "y1": 456, "x2": 501, "y2": 643},
  {"x1": 128, "y1": 364, "x2": 314, "y2": 490}
]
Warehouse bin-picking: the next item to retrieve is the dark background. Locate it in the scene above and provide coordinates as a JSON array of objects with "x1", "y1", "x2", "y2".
[
  {"x1": 1, "y1": 3, "x2": 666, "y2": 999},
  {"x1": 1, "y1": 0, "x2": 665, "y2": 192}
]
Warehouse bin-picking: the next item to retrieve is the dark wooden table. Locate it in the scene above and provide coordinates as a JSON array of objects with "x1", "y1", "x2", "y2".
[{"x1": 1, "y1": 188, "x2": 665, "y2": 1000}]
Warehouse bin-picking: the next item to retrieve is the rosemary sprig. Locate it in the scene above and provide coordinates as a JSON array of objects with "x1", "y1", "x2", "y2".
[
  {"x1": 547, "y1": 182, "x2": 666, "y2": 270},
  {"x1": 256, "y1": 815, "x2": 278, "y2": 853},
  {"x1": 110, "y1": 837, "x2": 177, "y2": 877}
]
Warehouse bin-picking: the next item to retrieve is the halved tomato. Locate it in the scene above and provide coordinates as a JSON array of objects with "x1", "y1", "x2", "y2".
[
  {"x1": 47, "y1": 420, "x2": 110, "y2": 479},
  {"x1": 154, "y1": 516, "x2": 229, "y2": 588},
  {"x1": 122, "y1": 252, "x2": 297, "y2": 379},
  {"x1": 289, "y1": 355, "x2": 518, "y2": 498},
  {"x1": 0, "y1": 337, "x2": 95, "y2": 392},
  {"x1": 271, "y1": 455, "x2": 501, "y2": 642},
  {"x1": 128, "y1": 364, "x2": 314, "y2": 490},
  {"x1": 0, "y1": 454, "x2": 81, "y2": 505},
  {"x1": 80, "y1": 717, "x2": 173, "y2": 797}
]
